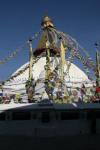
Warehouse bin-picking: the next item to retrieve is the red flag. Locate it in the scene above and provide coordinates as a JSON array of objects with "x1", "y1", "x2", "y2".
[
  {"x1": 89, "y1": 78, "x2": 93, "y2": 81},
  {"x1": 96, "y1": 88, "x2": 100, "y2": 92}
]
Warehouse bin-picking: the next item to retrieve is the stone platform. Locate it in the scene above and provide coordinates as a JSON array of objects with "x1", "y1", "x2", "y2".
[{"x1": 0, "y1": 134, "x2": 100, "y2": 150}]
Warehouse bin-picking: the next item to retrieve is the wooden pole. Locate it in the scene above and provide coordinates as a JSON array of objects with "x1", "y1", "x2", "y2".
[
  {"x1": 95, "y1": 43, "x2": 100, "y2": 87},
  {"x1": 96, "y1": 47, "x2": 100, "y2": 86},
  {"x1": 45, "y1": 41, "x2": 50, "y2": 82},
  {"x1": 60, "y1": 41, "x2": 66, "y2": 103},
  {"x1": 29, "y1": 42, "x2": 33, "y2": 80},
  {"x1": 28, "y1": 42, "x2": 34, "y2": 102},
  {"x1": 60, "y1": 41, "x2": 65, "y2": 81},
  {"x1": 95, "y1": 42, "x2": 100, "y2": 100}
]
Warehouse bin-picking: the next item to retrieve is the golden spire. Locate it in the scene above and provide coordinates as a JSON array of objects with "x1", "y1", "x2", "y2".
[
  {"x1": 41, "y1": 11, "x2": 53, "y2": 26},
  {"x1": 45, "y1": 10, "x2": 49, "y2": 17}
]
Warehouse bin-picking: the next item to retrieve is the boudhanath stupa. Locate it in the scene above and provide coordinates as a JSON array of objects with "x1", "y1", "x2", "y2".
[{"x1": 1, "y1": 11, "x2": 96, "y2": 103}]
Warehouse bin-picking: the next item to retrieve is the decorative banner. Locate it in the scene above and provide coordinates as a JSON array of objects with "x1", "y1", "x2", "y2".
[
  {"x1": 0, "y1": 30, "x2": 42, "y2": 66},
  {"x1": 51, "y1": 27, "x2": 97, "y2": 75},
  {"x1": 42, "y1": 22, "x2": 54, "y2": 29},
  {"x1": 3, "y1": 50, "x2": 47, "y2": 84}
]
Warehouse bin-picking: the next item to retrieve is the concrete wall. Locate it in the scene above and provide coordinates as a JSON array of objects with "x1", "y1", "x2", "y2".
[{"x1": 0, "y1": 108, "x2": 99, "y2": 137}]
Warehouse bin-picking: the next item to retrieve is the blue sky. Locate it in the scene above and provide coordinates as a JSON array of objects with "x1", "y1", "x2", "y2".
[{"x1": 0, "y1": 0, "x2": 100, "y2": 81}]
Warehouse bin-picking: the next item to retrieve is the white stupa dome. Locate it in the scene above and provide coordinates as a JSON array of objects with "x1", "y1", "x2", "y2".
[
  {"x1": 38, "y1": 59, "x2": 89, "y2": 82},
  {"x1": 12, "y1": 57, "x2": 89, "y2": 83},
  {"x1": 3, "y1": 56, "x2": 94, "y2": 97}
]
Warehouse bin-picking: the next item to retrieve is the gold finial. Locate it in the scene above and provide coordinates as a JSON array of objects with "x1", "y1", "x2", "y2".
[
  {"x1": 41, "y1": 11, "x2": 53, "y2": 26},
  {"x1": 45, "y1": 11, "x2": 49, "y2": 17}
]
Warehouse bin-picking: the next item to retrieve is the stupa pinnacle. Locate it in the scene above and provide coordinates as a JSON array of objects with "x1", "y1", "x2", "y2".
[
  {"x1": 33, "y1": 11, "x2": 60, "y2": 57},
  {"x1": 41, "y1": 11, "x2": 53, "y2": 26}
]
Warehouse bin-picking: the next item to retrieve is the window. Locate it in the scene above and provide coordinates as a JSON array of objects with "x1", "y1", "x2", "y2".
[
  {"x1": 95, "y1": 111, "x2": 100, "y2": 119},
  {"x1": 87, "y1": 111, "x2": 92, "y2": 119},
  {"x1": 42, "y1": 112, "x2": 49, "y2": 123},
  {"x1": 0, "y1": 112, "x2": 5, "y2": 121},
  {"x1": 87, "y1": 110, "x2": 100, "y2": 119},
  {"x1": 12, "y1": 111, "x2": 30, "y2": 120},
  {"x1": 61, "y1": 111, "x2": 80, "y2": 120}
]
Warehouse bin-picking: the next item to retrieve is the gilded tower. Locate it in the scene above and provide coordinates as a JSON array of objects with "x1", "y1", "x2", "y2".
[{"x1": 33, "y1": 11, "x2": 60, "y2": 58}]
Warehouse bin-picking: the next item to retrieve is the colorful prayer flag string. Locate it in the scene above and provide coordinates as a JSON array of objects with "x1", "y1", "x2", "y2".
[{"x1": 0, "y1": 30, "x2": 42, "y2": 66}]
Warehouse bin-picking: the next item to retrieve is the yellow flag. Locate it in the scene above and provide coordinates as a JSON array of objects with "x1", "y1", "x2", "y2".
[
  {"x1": 53, "y1": 95, "x2": 56, "y2": 100},
  {"x1": 63, "y1": 98, "x2": 67, "y2": 103},
  {"x1": 68, "y1": 95, "x2": 74, "y2": 101},
  {"x1": 85, "y1": 96, "x2": 88, "y2": 100},
  {"x1": 87, "y1": 89, "x2": 90, "y2": 94},
  {"x1": 48, "y1": 83, "x2": 52, "y2": 88},
  {"x1": 54, "y1": 81, "x2": 57, "y2": 85},
  {"x1": 63, "y1": 91, "x2": 68, "y2": 96},
  {"x1": 16, "y1": 93, "x2": 21, "y2": 98},
  {"x1": 40, "y1": 93, "x2": 44, "y2": 96},
  {"x1": 14, "y1": 93, "x2": 21, "y2": 101}
]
